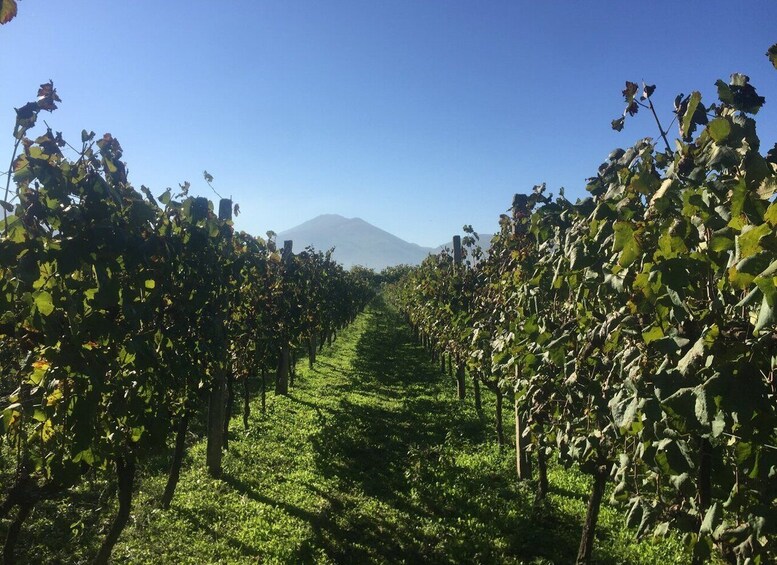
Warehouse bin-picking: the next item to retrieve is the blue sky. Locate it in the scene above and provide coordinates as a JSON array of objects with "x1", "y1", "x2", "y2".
[{"x1": 2, "y1": 1, "x2": 776, "y2": 247}]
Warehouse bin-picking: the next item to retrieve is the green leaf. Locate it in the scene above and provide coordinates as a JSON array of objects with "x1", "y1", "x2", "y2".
[
  {"x1": 754, "y1": 274, "x2": 777, "y2": 307},
  {"x1": 610, "y1": 389, "x2": 639, "y2": 430},
  {"x1": 654, "y1": 522, "x2": 670, "y2": 537},
  {"x1": 613, "y1": 221, "x2": 641, "y2": 267},
  {"x1": 131, "y1": 426, "x2": 145, "y2": 442},
  {"x1": 681, "y1": 91, "x2": 702, "y2": 139},
  {"x1": 707, "y1": 117, "x2": 731, "y2": 142},
  {"x1": 754, "y1": 294, "x2": 775, "y2": 333},
  {"x1": 737, "y1": 223, "x2": 771, "y2": 260},
  {"x1": 735, "y1": 442, "x2": 752, "y2": 465},
  {"x1": 716, "y1": 79, "x2": 734, "y2": 105},
  {"x1": 711, "y1": 411, "x2": 725, "y2": 437},
  {"x1": 625, "y1": 497, "x2": 644, "y2": 529},
  {"x1": 730, "y1": 178, "x2": 747, "y2": 218},
  {"x1": 642, "y1": 326, "x2": 664, "y2": 345},
  {"x1": 670, "y1": 472, "x2": 691, "y2": 493},
  {"x1": 655, "y1": 438, "x2": 693, "y2": 474},
  {"x1": 694, "y1": 386, "x2": 710, "y2": 426},
  {"x1": 700, "y1": 503, "x2": 721, "y2": 535},
  {"x1": 34, "y1": 291, "x2": 55, "y2": 316},
  {"x1": 144, "y1": 279, "x2": 156, "y2": 289},
  {"x1": 629, "y1": 171, "x2": 659, "y2": 195},
  {"x1": 73, "y1": 449, "x2": 95, "y2": 465},
  {"x1": 158, "y1": 189, "x2": 172, "y2": 205},
  {"x1": 650, "y1": 336, "x2": 685, "y2": 354},
  {"x1": 4, "y1": 214, "x2": 26, "y2": 243},
  {"x1": 710, "y1": 235, "x2": 734, "y2": 252}
]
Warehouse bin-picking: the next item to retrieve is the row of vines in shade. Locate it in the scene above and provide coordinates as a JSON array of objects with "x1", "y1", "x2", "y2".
[
  {"x1": 0, "y1": 84, "x2": 375, "y2": 563},
  {"x1": 390, "y1": 54, "x2": 777, "y2": 564}
]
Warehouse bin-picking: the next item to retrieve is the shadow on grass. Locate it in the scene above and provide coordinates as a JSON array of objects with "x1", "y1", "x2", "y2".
[
  {"x1": 293, "y1": 298, "x2": 584, "y2": 564},
  {"x1": 174, "y1": 505, "x2": 263, "y2": 560}
]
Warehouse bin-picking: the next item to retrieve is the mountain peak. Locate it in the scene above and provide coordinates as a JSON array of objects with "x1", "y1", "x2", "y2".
[{"x1": 277, "y1": 215, "x2": 432, "y2": 270}]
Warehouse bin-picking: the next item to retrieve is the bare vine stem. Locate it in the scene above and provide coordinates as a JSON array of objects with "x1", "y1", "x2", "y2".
[
  {"x1": 638, "y1": 95, "x2": 672, "y2": 153},
  {"x1": 3, "y1": 137, "x2": 21, "y2": 231}
]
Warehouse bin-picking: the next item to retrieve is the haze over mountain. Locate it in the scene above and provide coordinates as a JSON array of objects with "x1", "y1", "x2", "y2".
[
  {"x1": 276, "y1": 215, "x2": 433, "y2": 270},
  {"x1": 276, "y1": 214, "x2": 493, "y2": 270}
]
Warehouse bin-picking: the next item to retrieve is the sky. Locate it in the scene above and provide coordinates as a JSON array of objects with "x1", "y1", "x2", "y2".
[{"x1": 1, "y1": 1, "x2": 776, "y2": 247}]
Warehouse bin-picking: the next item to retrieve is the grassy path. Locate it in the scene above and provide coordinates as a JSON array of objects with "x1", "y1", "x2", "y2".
[{"x1": 8, "y1": 298, "x2": 688, "y2": 563}]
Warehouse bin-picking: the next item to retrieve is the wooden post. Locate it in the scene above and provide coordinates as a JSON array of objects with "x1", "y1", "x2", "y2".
[
  {"x1": 495, "y1": 389, "x2": 505, "y2": 446},
  {"x1": 515, "y1": 394, "x2": 527, "y2": 480},
  {"x1": 192, "y1": 196, "x2": 209, "y2": 221},
  {"x1": 261, "y1": 366, "x2": 267, "y2": 412},
  {"x1": 514, "y1": 366, "x2": 531, "y2": 480},
  {"x1": 218, "y1": 198, "x2": 232, "y2": 221},
  {"x1": 206, "y1": 198, "x2": 232, "y2": 478},
  {"x1": 276, "y1": 342, "x2": 290, "y2": 395},
  {"x1": 276, "y1": 240, "x2": 293, "y2": 395},
  {"x1": 456, "y1": 359, "x2": 466, "y2": 400},
  {"x1": 453, "y1": 236, "x2": 466, "y2": 399},
  {"x1": 472, "y1": 371, "x2": 482, "y2": 411},
  {"x1": 512, "y1": 193, "x2": 529, "y2": 237}
]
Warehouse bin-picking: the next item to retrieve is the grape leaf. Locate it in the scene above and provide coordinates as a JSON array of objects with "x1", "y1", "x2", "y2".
[{"x1": 0, "y1": 0, "x2": 17, "y2": 25}]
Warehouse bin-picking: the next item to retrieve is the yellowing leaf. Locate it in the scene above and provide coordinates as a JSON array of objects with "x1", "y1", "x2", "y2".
[
  {"x1": 757, "y1": 177, "x2": 777, "y2": 200},
  {"x1": 41, "y1": 419, "x2": 55, "y2": 442},
  {"x1": 29, "y1": 360, "x2": 49, "y2": 385},
  {"x1": 0, "y1": 0, "x2": 18, "y2": 25},
  {"x1": 46, "y1": 388, "x2": 63, "y2": 406}
]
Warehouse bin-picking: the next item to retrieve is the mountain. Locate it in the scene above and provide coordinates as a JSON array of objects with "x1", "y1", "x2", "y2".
[{"x1": 276, "y1": 214, "x2": 434, "y2": 271}]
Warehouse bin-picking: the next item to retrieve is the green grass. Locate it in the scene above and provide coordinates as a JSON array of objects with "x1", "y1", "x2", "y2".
[{"x1": 2, "y1": 297, "x2": 691, "y2": 563}]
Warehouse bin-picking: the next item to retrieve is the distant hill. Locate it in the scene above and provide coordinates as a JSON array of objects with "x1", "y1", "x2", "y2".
[
  {"x1": 276, "y1": 214, "x2": 434, "y2": 271},
  {"x1": 276, "y1": 214, "x2": 493, "y2": 271}
]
